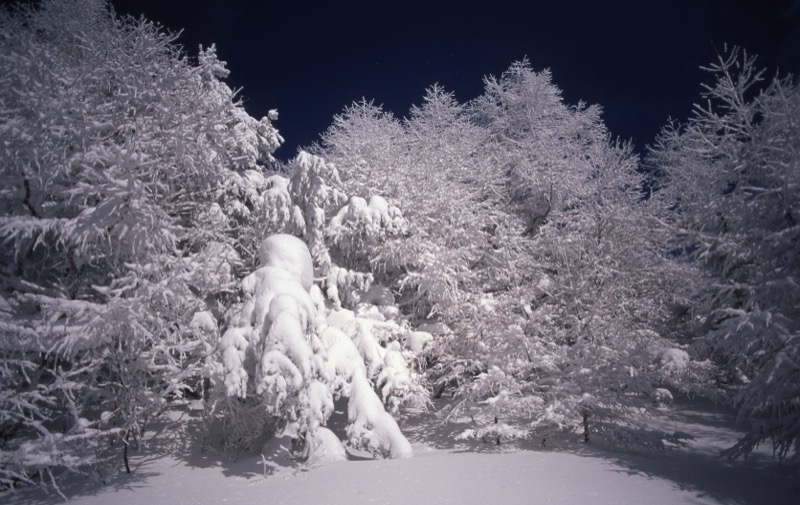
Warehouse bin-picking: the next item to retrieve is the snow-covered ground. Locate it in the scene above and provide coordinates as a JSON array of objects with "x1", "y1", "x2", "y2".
[{"x1": 6, "y1": 397, "x2": 799, "y2": 505}]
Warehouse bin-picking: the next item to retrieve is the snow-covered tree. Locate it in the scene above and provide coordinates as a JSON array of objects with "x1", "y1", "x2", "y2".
[
  {"x1": 439, "y1": 61, "x2": 710, "y2": 447},
  {"x1": 317, "y1": 86, "x2": 507, "y2": 322},
  {"x1": 315, "y1": 60, "x2": 707, "y2": 449},
  {"x1": 314, "y1": 100, "x2": 407, "y2": 199},
  {"x1": 0, "y1": 0, "x2": 280, "y2": 487},
  {"x1": 205, "y1": 151, "x2": 427, "y2": 460},
  {"x1": 649, "y1": 48, "x2": 800, "y2": 461}
]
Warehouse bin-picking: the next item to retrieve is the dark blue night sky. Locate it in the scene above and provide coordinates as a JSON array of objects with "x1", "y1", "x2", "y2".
[{"x1": 101, "y1": 0, "x2": 799, "y2": 159}]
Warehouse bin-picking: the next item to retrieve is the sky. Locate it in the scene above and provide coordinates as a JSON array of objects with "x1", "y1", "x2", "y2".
[{"x1": 101, "y1": 0, "x2": 800, "y2": 159}]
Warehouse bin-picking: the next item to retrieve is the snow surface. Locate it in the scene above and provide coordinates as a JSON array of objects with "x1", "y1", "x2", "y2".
[{"x1": 5, "y1": 397, "x2": 799, "y2": 505}]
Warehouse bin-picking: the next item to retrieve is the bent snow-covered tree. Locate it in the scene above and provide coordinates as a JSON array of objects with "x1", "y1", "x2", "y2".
[
  {"x1": 206, "y1": 152, "x2": 427, "y2": 460},
  {"x1": 0, "y1": 0, "x2": 280, "y2": 487}
]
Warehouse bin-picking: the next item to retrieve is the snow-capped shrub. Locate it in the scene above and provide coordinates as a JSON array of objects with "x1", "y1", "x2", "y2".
[
  {"x1": 305, "y1": 427, "x2": 348, "y2": 465},
  {"x1": 658, "y1": 348, "x2": 690, "y2": 373}
]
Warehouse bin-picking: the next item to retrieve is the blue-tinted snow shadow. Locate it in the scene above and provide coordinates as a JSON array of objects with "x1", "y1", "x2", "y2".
[
  {"x1": 3, "y1": 449, "x2": 162, "y2": 505},
  {"x1": 151, "y1": 403, "x2": 293, "y2": 480},
  {"x1": 175, "y1": 399, "x2": 374, "y2": 478},
  {"x1": 4, "y1": 403, "x2": 215, "y2": 504},
  {"x1": 400, "y1": 394, "x2": 800, "y2": 505},
  {"x1": 3, "y1": 402, "x2": 266, "y2": 504},
  {"x1": 556, "y1": 396, "x2": 800, "y2": 505},
  {"x1": 579, "y1": 442, "x2": 800, "y2": 505}
]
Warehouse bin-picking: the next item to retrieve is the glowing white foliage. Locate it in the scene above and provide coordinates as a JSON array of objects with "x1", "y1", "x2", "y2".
[
  {"x1": 0, "y1": 0, "x2": 281, "y2": 487},
  {"x1": 318, "y1": 59, "x2": 710, "y2": 450}
]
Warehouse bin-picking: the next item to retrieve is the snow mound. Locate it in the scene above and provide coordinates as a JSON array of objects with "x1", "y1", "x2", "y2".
[
  {"x1": 258, "y1": 233, "x2": 315, "y2": 290},
  {"x1": 307, "y1": 427, "x2": 348, "y2": 465}
]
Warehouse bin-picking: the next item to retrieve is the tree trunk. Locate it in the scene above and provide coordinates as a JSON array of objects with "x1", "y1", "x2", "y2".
[
  {"x1": 123, "y1": 431, "x2": 131, "y2": 474},
  {"x1": 582, "y1": 412, "x2": 590, "y2": 443}
]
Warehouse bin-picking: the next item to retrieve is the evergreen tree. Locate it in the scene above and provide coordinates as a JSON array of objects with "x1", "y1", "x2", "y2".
[
  {"x1": 649, "y1": 48, "x2": 800, "y2": 461},
  {"x1": 206, "y1": 152, "x2": 426, "y2": 460}
]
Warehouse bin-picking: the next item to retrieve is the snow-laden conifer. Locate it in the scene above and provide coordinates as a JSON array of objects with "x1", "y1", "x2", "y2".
[
  {"x1": 206, "y1": 152, "x2": 426, "y2": 460},
  {"x1": 649, "y1": 48, "x2": 800, "y2": 461}
]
